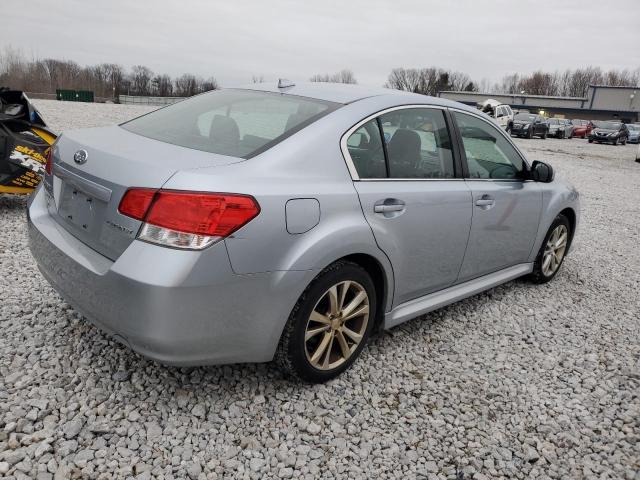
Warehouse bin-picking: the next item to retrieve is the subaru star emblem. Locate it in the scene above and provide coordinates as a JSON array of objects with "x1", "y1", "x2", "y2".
[{"x1": 73, "y1": 149, "x2": 88, "y2": 165}]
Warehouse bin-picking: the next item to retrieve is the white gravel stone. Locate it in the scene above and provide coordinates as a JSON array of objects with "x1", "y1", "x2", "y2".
[{"x1": 0, "y1": 102, "x2": 638, "y2": 480}]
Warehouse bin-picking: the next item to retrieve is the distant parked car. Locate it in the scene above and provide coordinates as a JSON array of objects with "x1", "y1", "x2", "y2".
[
  {"x1": 627, "y1": 124, "x2": 640, "y2": 143},
  {"x1": 547, "y1": 118, "x2": 574, "y2": 139},
  {"x1": 570, "y1": 119, "x2": 593, "y2": 139},
  {"x1": 588, "y1": 121, "x2": 629, "y2": 145},
  {"x1": 477, "y1": 99, "x2": 514, "y2": 131},
  {"x1": 510, "y1": 113, "x2": 549, "y2": 139}
]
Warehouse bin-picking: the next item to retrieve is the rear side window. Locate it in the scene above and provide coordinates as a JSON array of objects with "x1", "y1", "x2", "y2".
[
  {"x1": 346, "y1": 119, "x2": 387, "y2": 178},
  {"x1": 346, "y1": 107, "x2": 455, "y2": 179},
  {"x1": 122, "y1": 89, "x2": 338, "y2": 158}
]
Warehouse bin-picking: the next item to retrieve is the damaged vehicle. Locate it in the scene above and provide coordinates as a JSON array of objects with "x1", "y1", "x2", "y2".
[{"x1": 0, "y1": 88, "x2": 56, "y2": 195}]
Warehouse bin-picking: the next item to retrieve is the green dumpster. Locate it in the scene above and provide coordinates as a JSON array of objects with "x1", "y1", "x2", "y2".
[{"x1": 56, "y1": 89, "x2": 94, "y2": 103}]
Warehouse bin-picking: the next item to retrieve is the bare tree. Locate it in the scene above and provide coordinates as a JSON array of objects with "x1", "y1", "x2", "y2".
[
  {"x1": 174, "y1": 74, "x2": 198, "y2": 97},
  {"x1": 131, "y1": 65, "x2": 153, "y2": 95},
  {"x1": 200, "y1": 77, "x2": 220, "y2": 93},
  {"x1": 310, "y1": 69, "x2": 357, "y2": 84}
]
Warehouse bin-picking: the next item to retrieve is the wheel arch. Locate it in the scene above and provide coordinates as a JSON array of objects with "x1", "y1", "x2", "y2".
[
  {"x1": 558, "y1": 207, "x2": 577, "y2": 250},
  {"x1": 340, "y1": 253, "x2": 390, "y2": 332}
]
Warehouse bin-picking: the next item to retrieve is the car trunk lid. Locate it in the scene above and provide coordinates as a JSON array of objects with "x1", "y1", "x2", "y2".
[{"x1": 45, "y1": 125, "x2": 244, "y2": 260}]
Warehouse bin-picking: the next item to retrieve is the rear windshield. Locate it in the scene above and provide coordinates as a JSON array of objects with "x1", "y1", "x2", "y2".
[
  {"x1": 122, "y1": 89, "x2": 339, "y2": 158},
  {"x1": 514, "y1": 113, "x2": 537, "y2": 122},
  {"x1": 593, "y1": 121, "x2": 621, "y2": 129}
]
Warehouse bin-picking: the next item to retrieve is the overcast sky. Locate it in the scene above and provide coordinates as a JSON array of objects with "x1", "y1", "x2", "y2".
[{"x1": 3, "y1": 0, "x2": 639, "y2": 87}]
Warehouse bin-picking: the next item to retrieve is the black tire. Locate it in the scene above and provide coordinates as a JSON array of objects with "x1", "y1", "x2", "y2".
[
  {"x1": 528, "y1": 214, "x2": 571, "y2": 284},
  {"x1": 275, "y1": 260, "x2": 377, "y2": 383},
  {"x1": 621, "y1": 137, "x2": 627, "y2": 145},
  {"x1": 527, "y1": 128, "x2": 534, "y2": 139},
  {"x1": 588, "y1": 138, "x2": 593, "y2": 143},
  {"x1": 541, "y1": 130, "x2": 547, "y2": 139},
  {"x1": 612, "y1": 138, "x2": 618, "y2": 146}
]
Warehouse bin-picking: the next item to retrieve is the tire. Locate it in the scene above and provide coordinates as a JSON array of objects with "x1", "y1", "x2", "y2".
[
  {"x1": 621, "y1": 137, "x2": 627, "y2": 145},
  {"x1": 541, "y1": 130, "x2": 547, "y2": 140},
  {"x1": 528, "y1": 214, "x2": 571, "y2": 284},
  {"x1": 275, "y1": 260, "x2": 377, "y2": 383},
  {"x1": 527, "y1": 128, "x2": 534, "y2": 139},
  {"x1": 588, "y1": 138, "x2": 593, "y2": 143},
  {"x1": 612, "y1": 138, "x2": 618, "y2": 146}
]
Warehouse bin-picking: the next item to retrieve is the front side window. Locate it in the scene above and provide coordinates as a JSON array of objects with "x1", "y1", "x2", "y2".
[
  {"x1": 453, "y1": 111, "x2": 525, "y2": 180},
  {"x1": 122, "y1": 89, "x2": 338, "y2": 158}
]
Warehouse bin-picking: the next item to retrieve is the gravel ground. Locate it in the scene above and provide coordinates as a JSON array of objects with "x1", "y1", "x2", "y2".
[{"x1": 1, "y1": 101, "x2": 639, "y2": 479}]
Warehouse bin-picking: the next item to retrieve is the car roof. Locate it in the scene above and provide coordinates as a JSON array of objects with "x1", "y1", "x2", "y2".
[{"x1": 234, "y1": 81, "x2": 468, "y2": 109}]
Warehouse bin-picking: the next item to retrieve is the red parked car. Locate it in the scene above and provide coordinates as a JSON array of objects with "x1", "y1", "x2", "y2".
[{"x1": 570, "y1": 119, "x2": 593, "y2": 138}]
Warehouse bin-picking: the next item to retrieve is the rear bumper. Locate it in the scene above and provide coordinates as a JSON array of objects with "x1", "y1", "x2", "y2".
[{"x1": 27, "y1": 185, "x2": 309, "y2": 366}]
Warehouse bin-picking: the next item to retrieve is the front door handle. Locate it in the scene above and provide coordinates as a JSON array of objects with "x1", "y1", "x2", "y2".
[{"x1": 475, "y1": 195, "x2": 495, "y2": 207}]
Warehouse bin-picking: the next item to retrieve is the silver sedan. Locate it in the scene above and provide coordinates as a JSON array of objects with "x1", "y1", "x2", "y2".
[{"x1": 28, "y1": 83, "x2": 580, "y2": 382}]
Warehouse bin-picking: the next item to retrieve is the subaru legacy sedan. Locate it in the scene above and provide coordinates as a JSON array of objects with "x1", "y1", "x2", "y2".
[{"x1": 28, "y1": 83, "x2": 580, "y2": 382}]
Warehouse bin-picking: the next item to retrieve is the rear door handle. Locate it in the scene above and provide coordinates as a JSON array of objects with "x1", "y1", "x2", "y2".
[
  {"x1": 374, "y1": 204, "x2": 405, "y2": 213},
  {"x1": 475, "y1": 195, "x2": 495, "y2": 207}
]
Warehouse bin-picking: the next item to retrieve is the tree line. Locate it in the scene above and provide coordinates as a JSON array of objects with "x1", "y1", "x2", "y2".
[
  {"x1": 0, "y1": 47, "x2": 219, "y2": 98},
  {"x1": 386, "y1": 66, "x2": 640, "y2": 97},
  {"x1": 1, "y1": 47, "x2": 638, "y2": 100}
]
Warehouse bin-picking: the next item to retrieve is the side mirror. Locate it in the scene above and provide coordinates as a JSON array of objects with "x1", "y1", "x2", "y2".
[{"x1": 530, "y1": 160, "x2": 554, "y2": 183}]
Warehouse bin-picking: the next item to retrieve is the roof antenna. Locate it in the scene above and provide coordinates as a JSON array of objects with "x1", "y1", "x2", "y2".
[{"x1": 278, "y1": 78, "x2": 295, "y2": 89}]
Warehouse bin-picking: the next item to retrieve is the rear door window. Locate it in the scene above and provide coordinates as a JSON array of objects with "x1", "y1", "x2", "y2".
[
  {"x1": 346, "y1": 107, "x2": 456, "y2": 179},
  {"x1": 380, "y1": 108, "x2": 455, "y2": 178},
  {"x1": 122, "y1": 89, "x2": 338, "y2": 158}
]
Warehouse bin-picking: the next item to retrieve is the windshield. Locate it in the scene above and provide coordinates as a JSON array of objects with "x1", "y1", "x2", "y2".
[
  {"x1": 627, "y1": 124, "x2": 640, "y2": 131},
  {"x1": 571, "y1": 119, "x2": 586, "y2": 126},
  {"x1": 122, "y1": 89, "x2": 339, "y2": 158},
  {"x1": 593, "y1": 121, "x2": 621, "y2": 130},
  {"x1": 547, "y1": 119, "x2": 561, "y2": 125},
  {"x1": 514, "y1": 113, "x2": 537, "y2": 122}
]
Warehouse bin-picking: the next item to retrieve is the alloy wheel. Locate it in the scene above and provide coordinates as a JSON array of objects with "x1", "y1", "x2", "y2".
[
  {"x1": 542, "y1": 224, "x2": 568, "y2": 277},
  {"x1": 304, "y1": 280, "x2": 370, "y2": 370}
]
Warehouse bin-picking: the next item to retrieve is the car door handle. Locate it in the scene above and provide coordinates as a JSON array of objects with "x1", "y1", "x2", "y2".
[
  {"x1": 374, "y1": 203, "x2": 405, "y2": 213},
  {"x1": 475, "y1": 195, "x2": 495, "y2": 207}
]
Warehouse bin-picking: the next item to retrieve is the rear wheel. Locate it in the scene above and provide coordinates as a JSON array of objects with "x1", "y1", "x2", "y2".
[
  {"x1": 275, "y1": 261, "x2": 376, "y2": 383},
  {"x1": 528, "y1": 214, "x2": 570, "y2": 284},
  {"x1": 541, "y1": 130, "x2": 547, "y2": 139}
]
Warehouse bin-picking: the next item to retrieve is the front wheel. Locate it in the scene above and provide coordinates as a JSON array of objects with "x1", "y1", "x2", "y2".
[
  {"x1": 275, "y1": 261, "x2": 376, "y2": 382},
  {"x1": 527, "y1": 128, "x2": 534, "y2": 139},
  {"x1": 528, "y1": 214, "x2": 571, "y2": 284}
]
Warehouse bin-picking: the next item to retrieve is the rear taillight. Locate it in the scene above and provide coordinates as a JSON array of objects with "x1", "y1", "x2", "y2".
[
  {"x1": 118, "y1": 189, "x2": 260, "y2": 250},
  {"x1": 45, "y1": 148, "x2": 53, "y2": 175}
]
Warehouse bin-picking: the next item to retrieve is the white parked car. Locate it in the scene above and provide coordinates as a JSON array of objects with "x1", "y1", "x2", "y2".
[{"x1": 477, "y1": 99, "x2": 514, "y2": 131}]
